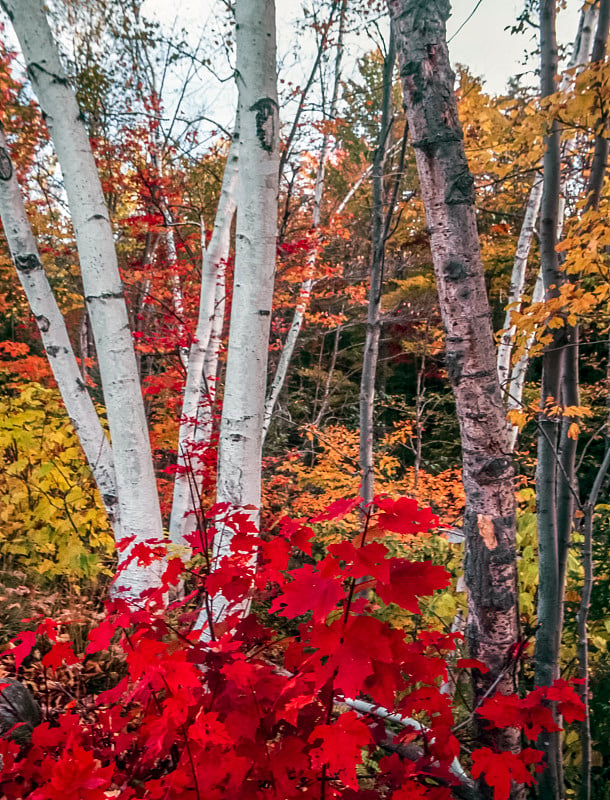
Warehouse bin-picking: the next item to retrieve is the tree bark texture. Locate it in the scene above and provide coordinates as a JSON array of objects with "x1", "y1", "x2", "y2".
[
  {"x1": 388, "y1": 0, "x2": 521, "y2": 768},
  {"x1": 209, "y1": 0, "x2": 279, "y2": 625},
  {"x1": 0, "y1": 126, "x2": 119, "y2": 533},
  {"x1": 3, "y1": 0, "x2": 165, "y2": 598}
]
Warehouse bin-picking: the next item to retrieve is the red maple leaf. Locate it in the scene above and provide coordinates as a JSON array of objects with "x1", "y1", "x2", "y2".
[
  {"x1": 85, "y1": 617, "x2": 121, "y2": 655},
  {"x1": 376, "y1": 560, "x2": 450, "y2": 613},
  {"x1": 41, "y1": 641, "x2": 80, "y2": 671},
  {"x1": 471, "y1": 747, "x2": 542, "y2": 800},
  {"x1": 327, "y1": 540, "x2": 391, "y2": 582},
  {"x1": 33, "y1": 744, "x2": 114, "y2": 800},
  {"x1": 310, "y1": 497, "x2": 361, "y2": 523},
  {"x1": 270, "y1": 564, "x2": 344, "y2": 622},
  {"x1": 308, "y1": 711, "x2": 373, "y2": 789},
  {"x1": 374, "y1": 496, "x2": 439, "y2": 535},
  {"x1": 2, "y1": 630, "x2": 37, "y2": 670},
  {"x1": 545, "y1": 679, "x2": 586, "y2": 723}
]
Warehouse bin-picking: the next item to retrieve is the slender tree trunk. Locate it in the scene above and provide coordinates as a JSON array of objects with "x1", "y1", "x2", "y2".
[
  {"x1": 500, "y1": 0, "x2": 599, "y2": 453},
  {"x1": 577, "y1": 446, "x2": 610, "y2": 800},
  {"x1": 388, "y1": 0, "x2": 521, "y2": 777},
  {"x1": 169, "y1": 137, "x2": 238, "y2": 547},
  {"x1": 0, "y1": 126, "x2": 119, "y2": 533},
  {"x1": 262, "y1": 0, "x2": 347, "y2": 446},
  {"x1": 3, "y1": 0, "x2": 165, "y2": 598},
  {"x1": 506, "y1": 273, "x2": 544, "y2": 451},
  {"x1": 585, "y1": 0, "x2": 610, "y2": 212},
  {"x1": 206, "y1": 0, "x2": 279, "y2": 628},
  {"x1": 359, "y1": 29, "x2": 395, "y2": 506},
  {"x1": 534, "y1": 4, "x2": 568, "y2": 796},
  {"x1": 496, "y1": 173, "x2": 543, "y2": 401},
  {"x1": 575, "y1": 7, "x2": 610, "y2": 794}
]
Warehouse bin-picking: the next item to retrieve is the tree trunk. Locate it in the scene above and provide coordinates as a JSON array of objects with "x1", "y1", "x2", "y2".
[
  {"x1": 359, "y1": 29, "x2": 395, "y2": 506},
  {"x1": 534, "y1": 3, "x2": 568, "y2": 796},
  {"x1": 506, "y1": 272, "x2": 544, "y2": 451},
  {"x1": 169, "y1": 136, "x2": 238, "y2": 548},
  {"x1": 3, "y1": 0, "x2": 165, "y2": 598},
  {"x1": 0, "y1": 126, "x2": 119, "y2": 534},
  {"x1": 388, "y1": 0, "x2": 521, "y2": 773},
  {"x1": 496, "y1": 173, "x2": 543, "y2": 405},
  {"x1": 500, "y1": 0, "x2": 600, "y2": 453},
  {"x1": 207, "y1": 0, "x2": 279, "y2": 629},
  {"x1": 262, "y1": 0, "x2": 347, "y2": 446}
]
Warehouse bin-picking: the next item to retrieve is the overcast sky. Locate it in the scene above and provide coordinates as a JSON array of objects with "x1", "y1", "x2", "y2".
[
  {"x1": 144, "y1": 0, "x2": 582, "y2": 94},
  {"x1": 140, "y1": 0, "x2": 582, "y2": 144}
]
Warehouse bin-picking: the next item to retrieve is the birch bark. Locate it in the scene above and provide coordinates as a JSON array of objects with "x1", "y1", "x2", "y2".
[
  {"x1": 388, "y1": 0, "x2": 521, "y2": 773},
  {"x1": 498, "y1": 2, "x2": 598, "y2": 452},
  {"x1": 3, "y1": 0, "x2": 165, "y2": 598},
  {"x1": 0, "y1": 126, "x2": 119, "y2": 533},
  {"x1": 496, "y1": 173, "x2": 543, "y2": 398},
  {"x1": 206, "y1": 0, "x2": 279, "y2": 628},
  {"x1": 262, "y1": 0, "x2": 346, "y2": 446},
  {"x1": 169, "y1": 137, "x2": 238, "y2": 548}
]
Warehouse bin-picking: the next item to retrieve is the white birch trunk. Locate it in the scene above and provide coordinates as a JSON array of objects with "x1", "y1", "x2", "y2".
[
  {"x1": 165, "y1": 224, "x2": 190, "y2": 370},
  {"x1": 506, "y1": 272, "x2": 544, "y2": 450},
  {"x1": 0, "y1": 127, "x2": 119, "y2": 533},
  {"x1": 4, "y1": 0, "x2": 165, "y2": 598},
  {"x1": 496, "y1": 172, "x2": 543, "y2": 394},
  {"x1": 262, "y1": 2, "x2": 346, "y2": 446},
  {"x1": 169, "y1": 139, "x2": 238, "y2": 548},
  {"x1": 498, "y1": 2, "x2": 598, "y2": 452},
  {"x1": 203, "y1": 0, "x2": 279, "y2": 631}
]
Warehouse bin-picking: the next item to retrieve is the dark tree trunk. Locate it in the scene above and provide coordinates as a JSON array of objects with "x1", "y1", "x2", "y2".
[{"x1": 387, "y1": 0, "x2": 521, "y2": 784}]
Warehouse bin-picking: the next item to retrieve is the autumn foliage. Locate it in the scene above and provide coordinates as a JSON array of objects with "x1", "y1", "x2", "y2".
[{"x1": 0, "y1": 496, "x2": 583, "y2": 799}]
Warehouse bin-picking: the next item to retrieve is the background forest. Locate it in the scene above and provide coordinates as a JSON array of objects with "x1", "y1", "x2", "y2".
[{"x1": 0, "y1": 0, "x2": 608, "y2": 799}]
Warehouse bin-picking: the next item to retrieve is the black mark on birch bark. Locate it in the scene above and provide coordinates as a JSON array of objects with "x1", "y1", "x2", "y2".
[
  {"x1": 0, "y1": 147, "x2": 13, "y2": 181},
  {"x1": 250, "y1": 98, "x2": 277, "y2": 153},
  {"x1": 15, "y1": 254, "x2": 41, "y2": 273},
  {"x1": 46, "y1": 345, "x2": 60, "y2": 357},
  {"x1": 36, "y1": 315, "x2": 50, "y2": 332},
  {"x1": 85, "y1": 291, "x2": 124, "y2": 302}
]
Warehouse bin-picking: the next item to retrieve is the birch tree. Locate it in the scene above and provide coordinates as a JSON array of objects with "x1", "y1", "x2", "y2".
[
  {"x1": 262, "y1": 0, "x2": 347, "y2": 446},
  {"x1": 498, "y1": 1, "x2": 600, "y2": 452},
  {"x1": 169, "y1": 136, "x2": 239, "y2": 547},
  {"x1": 2, "y1": 0, "x2": 165, "y2": 597},
  {"x1": 388, "y1": 0, "x2": 521, "y2": 769},
  {"x1": 0, "y1": 125, "x2": 119, "y2": 533},
  {"x1": 205, "y1": 0, "x2": 279, "y2": 628}
]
